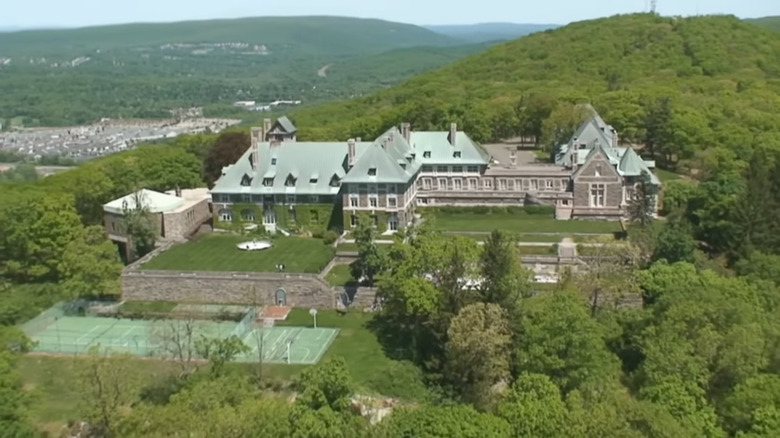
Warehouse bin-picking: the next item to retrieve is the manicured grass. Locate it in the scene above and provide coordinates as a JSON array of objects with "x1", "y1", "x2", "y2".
[
  {"x1": 432, "y1": 213, "x2": 623, "y2": 234},
  {"x1": 120, "y1": 300, "x2": 177, "y2": 315},
  {"x1": 325, "y1": 264, "x2": 356, "y2": 286},
  {"x1": 141, "y1": 235, "x2": 335, "y2": 273},
  {"x1": 516, "y1": 245, "x2": 557, "y2": 255}
]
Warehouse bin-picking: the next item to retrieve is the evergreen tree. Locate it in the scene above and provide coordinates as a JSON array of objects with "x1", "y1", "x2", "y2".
[{"x1": 627, "y1": 171, "x2": 658, "y2": 227}]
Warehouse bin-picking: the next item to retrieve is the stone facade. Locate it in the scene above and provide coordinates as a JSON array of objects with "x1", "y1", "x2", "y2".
[{"x1": 122, "y1": 270, "x2": 337, "y2": 308}]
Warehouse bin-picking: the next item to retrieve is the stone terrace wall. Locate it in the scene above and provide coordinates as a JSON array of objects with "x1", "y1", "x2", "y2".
[{"x1": 122, "y1": 270, "x2": 336, "y2": 308}]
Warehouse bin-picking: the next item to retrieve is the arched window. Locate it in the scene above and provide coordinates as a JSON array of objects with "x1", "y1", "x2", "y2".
[
  {"x1": 241, "y1": 209, "x2": 256, "y2": 222},
  {"x1": 218, "y1": 209, "x2": 232, "y2": 221}
]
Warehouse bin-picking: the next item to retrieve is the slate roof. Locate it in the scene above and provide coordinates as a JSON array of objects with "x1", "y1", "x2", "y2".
[
  {"x1": 618, "y1": 147, "x2": 644, "y2": 176},
  {"x1": 276, "y1": 116, "x2": 297, "y2": 134},
  {"x1": 342, "y1": 127, "x2": 421, "y2": 184},
  {"x1": 103, "y1": 189, "x2": 184, "y2": 215},
  {"x1": 410, "y1": 131, "x2": 490, "y2": 166}
]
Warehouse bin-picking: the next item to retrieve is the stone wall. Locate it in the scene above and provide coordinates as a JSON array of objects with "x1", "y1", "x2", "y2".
[{"x1": 162, "y1": 199, "x2": 211, "y2": 241}]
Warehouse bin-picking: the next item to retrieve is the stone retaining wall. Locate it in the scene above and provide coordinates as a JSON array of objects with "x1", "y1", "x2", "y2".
[{"x1": 122, "y1": 270, "x2": 337, "y2": 308}]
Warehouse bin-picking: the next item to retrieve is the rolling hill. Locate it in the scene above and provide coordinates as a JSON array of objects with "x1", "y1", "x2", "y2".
[
  {"x1": 748, "y1": 16, "x2": 780, "y2": 31},
  {"x1": 425, "y1": 22, "x2": 560, "y2": 43},
  {"x1": 0, "y1": 16, "x2": 488, "y2": 126},
  {"x1": 290, "y1": 14, "x2": 780, "y2": 168}
]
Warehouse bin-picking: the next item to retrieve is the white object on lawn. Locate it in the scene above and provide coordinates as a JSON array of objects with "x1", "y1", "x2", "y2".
[{"x1": 237, "y1": 240, "x2": 272, "y2": 251}]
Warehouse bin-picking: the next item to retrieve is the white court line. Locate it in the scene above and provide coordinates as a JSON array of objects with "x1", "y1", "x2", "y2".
[
  {"x1": 308, "y1": 329, "x2": 338, "y2": 364},
  {"x1": 76, "y1": 325, "x2": 106, "y2": 345},
  {"x1": 264, "y1": 329, "x2": 291, "y2": 361},
  {"x1": 117, "y1": 326, "x2": 138, "y2": 347}
]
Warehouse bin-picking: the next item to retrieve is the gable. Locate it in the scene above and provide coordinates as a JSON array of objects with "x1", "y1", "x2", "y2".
[{"x1": 573, "y1": 146, "x2": 620, "y2": 181}]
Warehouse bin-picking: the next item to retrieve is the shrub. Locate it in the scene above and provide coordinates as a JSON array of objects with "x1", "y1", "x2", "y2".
[{"x1": 322, "y1": 230, "x2": 339, "y2": 245}]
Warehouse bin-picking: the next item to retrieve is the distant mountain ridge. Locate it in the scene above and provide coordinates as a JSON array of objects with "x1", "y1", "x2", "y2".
[
  {"x1": 425, "y1": 22, "x2": 560, "y2": 42},
  {"x1": 748, "y1": 16, "x2": 780, "y2": 31}
]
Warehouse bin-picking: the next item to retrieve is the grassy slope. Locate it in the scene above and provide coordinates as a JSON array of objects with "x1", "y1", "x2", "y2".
[
  {"x1": 141, "y1": 235, "x2": 334, "y2": 273},
  {"x1": 290, "y1": 14, "x2": 780, "y2": 150},
  {"x1": 0, "y1": 16, "x2": 458, "y2": 57}
]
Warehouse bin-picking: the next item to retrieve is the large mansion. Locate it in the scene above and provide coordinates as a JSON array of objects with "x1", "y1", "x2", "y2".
[{"x1": 210, "y1": 110, "x2": 660, "y2": 232}]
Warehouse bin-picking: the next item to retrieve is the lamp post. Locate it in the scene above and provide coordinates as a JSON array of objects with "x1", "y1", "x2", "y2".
[{"x1": 309, "y1": 308, "x2": 318, "y2": 329}]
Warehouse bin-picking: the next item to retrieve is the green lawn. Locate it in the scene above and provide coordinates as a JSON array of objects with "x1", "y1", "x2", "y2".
[
  {"x1": 432, "y1": 213, "x2": 623, "y2": 234},
  {"x1": 325, "y1": 264, "x2": 357, "y2": 286},
  {"x1": 141, "y1": 235, "x2": 335, "y2": 273},
  {"x1": 654, "y1": 168, "x2": 682, "y2": 183},
  {"x1": 516, "y1": 245, "x2": 557, "y2": 255}
]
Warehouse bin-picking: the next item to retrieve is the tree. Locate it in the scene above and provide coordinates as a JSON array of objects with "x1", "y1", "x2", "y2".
[
  {"x1": 295, "y1": 358, "x2": 354, "y2": 413},
  {"x1": 497, "y1": 373, "x2": 570, "y2": 438},
  {"x1": 203, "y1": 131, "x2": 251, "y2": 187},
  {"x1": 353, "y1": 216, "x2": 386, "y2": 286},
  {"x1": 78, "y1": 348, "x2": 141, "y2": 437},
  {"x1": 376, "y1": 404, "x2": 510, "y2": 438},
  {"x1": 478, "y1": 230, "x2": 531, "y2": 309},
  {"x1": 653, "y1": 221, "x2": 696, "y2": 264},
  {"x1": 150, "y1": 317, "x2": 202, "y2": 377},
  {"x1": 445, "y1": 303, "x2": 512, "y2": 409},
  {"x1": 574, "y1": 236, "x2": 641, "y2": 317},
  {"x1": 627, "y1": 171, "x2": 658, "y2": 227},
  {"x1": 642, "y1": 96, "x2": 675, "y2": 162},
  {"x1": 58, "y1": 225, "x2": 123, "y2": 298},
  {"x1": 0, "y1": 328, "x2": 35, "y2": 438},
  {"x1": 540, "y1": 103, "x2": 590, "y2": 151},
  {"x1": 121, "y1": 191, "x2": 157, "y2": 260},
  {"x1": 513, "y1": 93, "x2": 556, "y2": 144},
  {"x1": 195, "y1": 335, "x2": 250, "y2": 378}
]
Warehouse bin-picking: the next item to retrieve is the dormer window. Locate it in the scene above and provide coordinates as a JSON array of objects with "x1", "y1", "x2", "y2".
[
  {"x1": 263, "y1": 178, "x2": 274, "y2": 187},
  {"x1": 453, "y1": 151, "x2": 461, "y2": 158},
  {"x1": 595, "y1": 164, "x2": 602, "y2": 177},
  {"x1": 271, "y1": 158, "x2": 277, "y2": 165},
  {"x1": 329, "y1": 174, "x2": 340, "y2": 187},
  {"x1": 400, "y1": 163, "x2": 406, "y2": 170},
  {"x1": 310, "y1": 177, "x2": 318, "y2": 184},
  {"x1": 285, "y1": 174, "x2": 297, "y2": 187},
  {"x1": 368, "y1": 168, "x2": 377, "y2": 176},
  {"x1": 240, "y1": 174, "x2": 253, "y2": 187},
  {"x1": 423, "y1": 151, "x2": 431, "y2": 158}
]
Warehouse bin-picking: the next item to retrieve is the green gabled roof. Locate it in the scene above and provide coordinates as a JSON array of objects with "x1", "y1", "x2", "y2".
[
  {"x1": 343, "y1": 127, "x2": 420, "y2": 184},
  {"x1": 411, "y1": 131, "x2": 489, "y2": 166},
  {"x1": 276, "y1": 116, "x2": 297, "y2": 134},
  {"x1": 618, "y1": 147, "x2": 644, "y2": 176}
]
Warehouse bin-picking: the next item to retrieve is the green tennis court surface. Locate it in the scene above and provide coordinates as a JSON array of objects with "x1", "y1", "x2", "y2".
[{"x1": 23, "y1": 314, "x2": 338, "y2": 365}]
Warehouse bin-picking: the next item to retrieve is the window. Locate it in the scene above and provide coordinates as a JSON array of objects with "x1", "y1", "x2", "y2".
[
  {"x1": 545, "y1": 180, "x2": 554, "y2": 190},
  {"x1": 350, "y1": 214, "x2": 358, "y2": 227},
  {"x1": 310, "y1": 195, "x2": 319, "y2": 203},
  {"x1": 217, "y1": 194, "x2": 230, "y2": 203},
  {"x1": 499, "y1": 179, "x2": 507, "y2": 190},
  {"x1": 285, "y1": 175, "x2": 296, "y2": 187},
  {"x1": 263, "y1": 178, "x2": 274, "y2": 187},
  {"x1": 378, "y1": 184, "x2": 386, "y2": 192},
  {"x1": 453, "y1": 151, "x2": 461, "y2": 158},
  {"x1": 561, "y1": 179, "x2": 569, "y2": 191},
  {"x1": 418, "y1": 198, "x2": 429, "y2": 205},
  {"x1": 438, "y1": 178, "x2": 447, "y2": 190},
  {"x1": 369, "y1": 196, "x2": 378, "y2": 208},
  {"x1": 595, "y1": 164, "x2": 602, "y2": 177},
  {"x1": 241, "y1": 194, "x2": 251, "y2": 203},
  {"x1": 468, "y1": 178, "x2": 477, "y2": 190},
  {"x1": 467, "y1": 165, "x2": 478, "y2": 173},
  {"x1": 349, "y1": 195, "x2": 358, "y2": 207},
  {"x1": 241, "y1": 209, "x2": 255, "y2": 221},
  {"x1": 388, "y1": 184, "x2": 397, "y2": 194},
  {"x1": 218, "y1": 209, "x2": 232, "y2": 221},
  {"x1": 310, "y1": 177, "x2": 318, "y2": 184},
  {"x1": 523, "y1": 179, "x2": 530, "y2": 190},
  {"x1": 590, "y1": 184, "x2": 605, "y2": 207},
  {"x1": 349, "y1": 184, "x2": 357, "y2": 194},
  {"x1": 531, "y1": 179, "x2": 538, "y2": 190},
  {"x1": 286, "y1": 195, "x2": 296, "y2": 204},
  {"x1": 388, "y1": 196, "x2": 397, "y2": 207},
  {"x1": 271, "y1": 158, "x2": 277, "y2": 165},
  {"x1": 422, "y1": 165, "x2": 433, "y2": 172},
  {"x1": 515, "y1": 179, "x2": 523, "y2": 190},
  {"x1": 484, "y1": 179, "x2": 493, "y2": 189},
  {"x1": 368, "y1": 168, "x2": 377, "y2": 176},
  {"x1": 452, "y1": 165, "x2": 463, "y2": 173},
  {"x1": 437, "y1": 166, "x2": 448, "y2": 173},
  {"x1": 625, "y1": 186, "x2": 636, "y2": 203},
  {"x1": 423, "y1": 178, "x2": 432, "y2": 190},
  {"x1": 423, "y1": 151, "x2": 431, "y2": 158},
  {"x1": 453, "y1": 178, "x2": 462, "y2": 190},
  {"x1": 329, "y1": 174, "x2": 340, "y2": 187},
  {"x1": 240, "y1": 174, "x2": 252, "y2": 187}
]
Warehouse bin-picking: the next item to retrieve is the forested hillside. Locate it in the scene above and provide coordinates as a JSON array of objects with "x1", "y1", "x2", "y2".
[
  {"x1": 292, "y1": 14, "x2": 780, "y2": 170},
  {"x1": 424, "y1": 22, "x2": 559, "y2": 42},
  {"x1": 0, "y1": 16, "x2": 481, "y2": 126},
  {"x1": 749, "y1": 16, "x2": 780, "y2": 31}
]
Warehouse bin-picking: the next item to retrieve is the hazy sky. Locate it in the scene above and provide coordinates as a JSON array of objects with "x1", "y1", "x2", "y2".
[{"x1": 1, "y1": 0, "x2": 776, "y2": 29}]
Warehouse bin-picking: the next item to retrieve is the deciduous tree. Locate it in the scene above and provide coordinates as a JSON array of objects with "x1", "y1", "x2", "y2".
[{"x1": 203, "y1": 131, "x2": 251, "y2": 187}]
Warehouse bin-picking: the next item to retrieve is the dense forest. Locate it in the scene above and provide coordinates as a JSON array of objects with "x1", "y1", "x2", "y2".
[
  {"x1": 291, "y1": 14, "x2": 780, "y2": 170},
  {"x1": 0, "y1": 17, "x2": 486, "y2": 126},
  {"x1": 2, "y1": 12, "x2": 780, "y2": 437}
]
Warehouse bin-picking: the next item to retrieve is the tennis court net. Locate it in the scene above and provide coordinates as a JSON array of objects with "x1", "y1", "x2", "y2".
[{"x1": 231, "y1": 307, "x2": 257, "y2": 338}]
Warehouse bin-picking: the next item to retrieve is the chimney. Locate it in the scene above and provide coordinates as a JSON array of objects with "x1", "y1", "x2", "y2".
[
  {"x1": 401, "y1": 122, "x2": 411, "y2": 142},
  {"x1": 611, "y1": 128, "x2": 618, "y2": 148},
  {"x1": 572, "y1": 148, "x2": 578, "y2": 171},
  {"x1": 263, "y1": 118, "x2": 272, "y2": 141},
  {"x1": 348, "y1": 138, "x2": 356, "y2": 168},
  {"x1": 449, "y1": 123, "x2": 457, "y2": 146},
  {"x1": 509, "y1": 149, "x2": 517, "y2": 168},
  {"x1": 356, "y1": 137, "x2": 361, "y2": 142},
  {"x1": 250, "y1": 127, "x2": 261, "y2": 170}
]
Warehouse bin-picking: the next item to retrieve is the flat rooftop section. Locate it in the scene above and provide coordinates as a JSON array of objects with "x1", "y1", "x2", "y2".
[
  {"x1": 103, "y1": 189, "x2": 184, "y2": 215},
  {"x1": 165, "y1": 188, "x2": 211, "y2": 213},
  {"x1": 482, "y1": 143, "x2": 570, "y2": 175}
]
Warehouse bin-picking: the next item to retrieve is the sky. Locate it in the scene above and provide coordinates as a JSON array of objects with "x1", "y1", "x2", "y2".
[{"x1": 1, "y1": 0, "x2": 776, "y2": 29}]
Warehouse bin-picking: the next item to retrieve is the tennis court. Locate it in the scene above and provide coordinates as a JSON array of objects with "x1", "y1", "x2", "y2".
[{"x1": 21, "y1": 302, "x2": 338, "y2": 365}]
